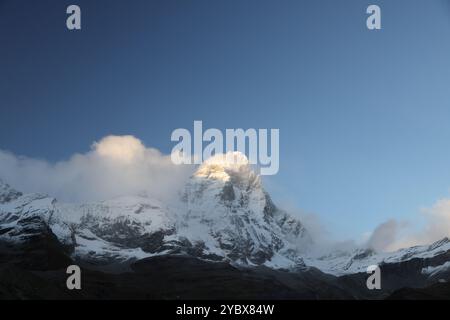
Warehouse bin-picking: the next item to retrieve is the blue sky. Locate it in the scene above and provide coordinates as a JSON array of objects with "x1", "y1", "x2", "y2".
[{"x1": 1, "y1": 0, "x2": 450, "y2": 239}]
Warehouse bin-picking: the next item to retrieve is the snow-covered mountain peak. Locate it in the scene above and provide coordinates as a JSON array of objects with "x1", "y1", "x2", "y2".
[
  {"x1": 178, "y1": 152, "x2": 311, "y2": 266},
  {"x1": 188, "y1": 152, "x2": 263, "y2": 209},
  {"x1": 185, "y1": 152, "x2": 265, "y2": 213}
]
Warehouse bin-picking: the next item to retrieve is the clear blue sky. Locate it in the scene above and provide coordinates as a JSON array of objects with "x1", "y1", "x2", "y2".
[{"x1": 1, "y1": 0, "x2": 450, "y2": 239}]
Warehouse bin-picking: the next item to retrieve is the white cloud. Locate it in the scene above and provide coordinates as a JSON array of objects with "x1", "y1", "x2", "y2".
[
  {"x1": 0, "y1": 135, "x2": 194, "y2": 203},
  {"x1": 420, "y1": 199, "x2": 450, "y2": 242},
  {"x1": 367, "y1": 199, "x2": 450, "y2": 252}
]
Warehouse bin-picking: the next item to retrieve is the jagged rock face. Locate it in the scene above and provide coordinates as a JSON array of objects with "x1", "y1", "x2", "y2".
[
  {"x1": 0, "y1": 192, "x2": 55, "y2": 242},
  {"x1": 181, "y1": 153, "x2": 311, "y2": 265},
  {"x1": 0, "y1": 188, "x2": 72, "y2": 270},
  {"x1": 0, "y1": 153, "x2": 311, "y2": 267}
]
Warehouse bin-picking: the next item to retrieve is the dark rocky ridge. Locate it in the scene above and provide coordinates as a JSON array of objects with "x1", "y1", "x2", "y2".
[{"x1": 1, "y1": 219, "x2": 450, "y2": 300}]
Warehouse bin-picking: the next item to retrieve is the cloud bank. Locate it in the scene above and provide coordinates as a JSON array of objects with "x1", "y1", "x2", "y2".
[{"x1": 0, "y1": 135, "x2": 194, "y2": 203}]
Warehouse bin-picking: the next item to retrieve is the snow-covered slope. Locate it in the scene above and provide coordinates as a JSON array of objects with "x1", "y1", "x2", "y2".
[{"x1": 305, "y1": 237, "x2": 450, "y2": 276}]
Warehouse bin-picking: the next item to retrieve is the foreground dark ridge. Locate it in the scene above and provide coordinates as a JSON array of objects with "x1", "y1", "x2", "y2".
[{"x1": 1, "y1": 242, "x2": 450, "y2": 300}]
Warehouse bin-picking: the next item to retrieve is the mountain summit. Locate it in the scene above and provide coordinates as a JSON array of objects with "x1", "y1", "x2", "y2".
[{"x1": 181, "y1": 152, "x2": 311, "y2": 265}]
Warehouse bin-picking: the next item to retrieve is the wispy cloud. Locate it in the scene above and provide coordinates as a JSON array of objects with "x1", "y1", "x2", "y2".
[{"x1": 367, "y1": 199, "x2": 450, "y2": 252}]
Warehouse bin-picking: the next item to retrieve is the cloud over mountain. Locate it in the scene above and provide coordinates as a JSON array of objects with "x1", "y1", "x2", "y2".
[{"x1": 0, "y1": 135, "x2": 194, "y2": 202}]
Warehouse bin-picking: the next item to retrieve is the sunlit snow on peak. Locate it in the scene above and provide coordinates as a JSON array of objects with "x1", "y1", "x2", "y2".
[{"x1": 194, "y1": 152, "x2": 253, "y2": 182}]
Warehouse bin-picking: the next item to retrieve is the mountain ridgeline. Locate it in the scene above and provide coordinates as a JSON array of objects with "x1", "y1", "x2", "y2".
[{"x1": 1, "y1": 154, "x2": 450, "y2": 299}]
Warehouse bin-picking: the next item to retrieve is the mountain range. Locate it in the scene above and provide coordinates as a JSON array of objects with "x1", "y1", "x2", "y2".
[{"x1": 1, "y1": 153, "x2": 450, "y2": 299}]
